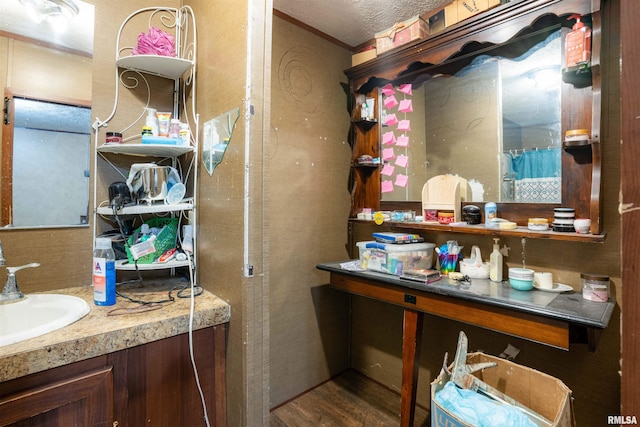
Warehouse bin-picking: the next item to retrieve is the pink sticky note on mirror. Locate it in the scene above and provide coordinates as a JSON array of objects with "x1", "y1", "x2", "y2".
[
  {"x1": 381, "y1": 163, "x2": 395, "y2": 176},
  {"x1": 384, "y1": 114, "x2": 398, "y2": 126},
  {"x1": 396, "y1": 135, "x2": 409, "y2": 147},
  {"x1": 397, "y1": 120, "x2": 411, "y2": 131},
  {"x1": 395, "y1": 174, "x2": 408, "y2": 187},
  {"x1": 382, "y1": 147, "x2": 395, "y2": 160},
  {"x1": 382, "y1": 131, "x2": 396, "y2": 145},
  {"x1": 381, "y1": 180, "x2": 394, "y2": 193},
  {"x1": 395, "y1": 154, "x2": 409, "y2": 168},
  {"x1": 398, "y1": 84, "x2": 412, "y2": 95},
  {"x1": 381, "y1": 83, "x2": 395, "y2": 96},
  {"x1": 398, "y1": 99, "x2": 413, "y2": 113},
  {"x1": 384, "y1": 95, "x2": 399, "y2": 109}
]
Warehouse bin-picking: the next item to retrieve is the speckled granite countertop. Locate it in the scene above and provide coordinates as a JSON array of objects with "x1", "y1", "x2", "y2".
[{"x1": 0, "y1": 278, "x2": 230, "y2": 383}]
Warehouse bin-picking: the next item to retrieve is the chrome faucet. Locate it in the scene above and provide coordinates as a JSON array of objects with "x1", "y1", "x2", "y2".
[{"x1": 0, "y1": 262, "x2": 40, "y2": 302}]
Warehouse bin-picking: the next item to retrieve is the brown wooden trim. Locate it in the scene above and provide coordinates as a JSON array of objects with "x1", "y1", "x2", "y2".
[
  {"x1": 329, "y1": 272, "x2": 571, "y2": 349},
  {"x1": 8, "y1": 89, "x2": 91, "y2": 109},
  {"x1": 273, "y1": 9, "x2": 355, "y2": 51},
  {"x1": 400, "y1": 309, "x2": 423, "y2": 427},
  {"x1": 620, "y1": 0, "x2": 640, "y2": 416},
  {"x1": 1, "y1": 88, "x2": 14, "y2": 227}
]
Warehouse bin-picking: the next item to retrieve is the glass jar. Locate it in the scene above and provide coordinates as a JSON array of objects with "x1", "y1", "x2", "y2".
[
  {"x1": 581, "y1": 273, "x2": 609, "y2": 302},
  {"x1": 106, "y1": 132, "x2": 123, "y2": 144}
]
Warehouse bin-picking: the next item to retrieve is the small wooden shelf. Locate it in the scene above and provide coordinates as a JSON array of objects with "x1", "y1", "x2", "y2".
[
  {"x1": 562, "y1": 64, "x2": 593, "y2": 88},
  {"x1": 352, "y1": 219, "x2": 606, "y2": 243}
]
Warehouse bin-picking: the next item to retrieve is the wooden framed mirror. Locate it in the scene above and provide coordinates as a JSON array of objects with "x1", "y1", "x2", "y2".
[{"x1": 345, "y1": 0, "x2": 602, "y2": 236}]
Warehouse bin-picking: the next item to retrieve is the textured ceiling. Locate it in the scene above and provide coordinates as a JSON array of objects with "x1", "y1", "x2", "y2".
[{"x1": 273, "y1": 0, "x2": 453, "y2": 48}]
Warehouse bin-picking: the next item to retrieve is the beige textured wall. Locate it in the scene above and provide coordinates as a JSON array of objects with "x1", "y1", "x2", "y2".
[{"x1": 269, "y1": 15, "x2": 352, "y2": 408}]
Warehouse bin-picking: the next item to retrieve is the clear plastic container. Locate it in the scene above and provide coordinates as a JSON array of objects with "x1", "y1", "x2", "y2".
[
  {"x1": 581, "y1": 273, "x2": 609, "y2": 302},
  {"x1": 93, "y1": 237, "x2": 116, "y2": 306}
]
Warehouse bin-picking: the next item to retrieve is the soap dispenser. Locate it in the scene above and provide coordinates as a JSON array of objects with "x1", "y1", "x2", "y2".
[{"x1": 490, "y1": 238, "x2": 503, "y2": 282}]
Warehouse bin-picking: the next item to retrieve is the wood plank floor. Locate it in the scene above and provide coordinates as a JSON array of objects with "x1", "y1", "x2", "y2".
[{"x1": 270, "y1": 370, "x2": 430, "y2": 427}]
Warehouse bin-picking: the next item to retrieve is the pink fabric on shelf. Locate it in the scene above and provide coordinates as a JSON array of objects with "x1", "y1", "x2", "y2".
[{"x1": 131, "y1": 27, "x2": 176, "y2": 57}]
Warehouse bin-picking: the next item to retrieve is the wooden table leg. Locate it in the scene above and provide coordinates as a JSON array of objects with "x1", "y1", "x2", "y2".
[{"x1": 400, "y1": 309, "x2": 424, "y2": 427}]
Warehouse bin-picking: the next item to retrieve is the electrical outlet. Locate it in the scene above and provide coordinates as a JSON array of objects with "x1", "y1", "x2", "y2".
[{"x1": 404, "y1": 294, "x2": 417, "y2": 305}]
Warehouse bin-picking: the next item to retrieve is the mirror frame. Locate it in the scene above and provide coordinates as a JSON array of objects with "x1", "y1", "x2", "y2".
[{"x1": 345, "y1": 0, "x2": 602, "y2": 234}]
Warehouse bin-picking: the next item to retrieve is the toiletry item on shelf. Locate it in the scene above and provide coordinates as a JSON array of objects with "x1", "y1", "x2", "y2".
[
  {"x1": 179, "y1": 123, "x2": 190, "y2": 145},
  {"x1": 489, "y1": 238, "x2": 503, "y2": 282},
  {"x1": 484, "y1": 202, "x2": 497, "y2": 224},
  {"x1": 182, "y1": 224, "x2": 194, "y2": 253},
  {"x1": 565, "y1": 14, "x2": 591, "y2": 68},
  {"x1": 169, "y1": 119, "x2": 181, "y2": 138},
  {"x1": 462, "y1": 205, "x2": 481, "y2": 225},
  {"x1": 146, "y1": 108, "x2": 159, "y2": 136},
  {"x1": 106, "y1": 132, "x2": 123, "y2": 144},
  {"x1": 93, "y1": 237, "x2": 116, "y2": 306},
  {"x1": 156, "y1": 111, "x2": 172, "y2": 137}
]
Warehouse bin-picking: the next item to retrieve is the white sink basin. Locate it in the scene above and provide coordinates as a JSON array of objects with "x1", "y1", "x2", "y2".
[{"x1": 0, "y1": 294, "x2": 90, "y2": 347}]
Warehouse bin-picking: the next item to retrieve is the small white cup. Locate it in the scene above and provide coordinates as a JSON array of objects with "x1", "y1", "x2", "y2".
[
  {"x1": 573, "y1": 218, "x2": 591, "y2": 234},
  {"x1": 534, "y1": 272, "x2": 553, "y2": 289}
]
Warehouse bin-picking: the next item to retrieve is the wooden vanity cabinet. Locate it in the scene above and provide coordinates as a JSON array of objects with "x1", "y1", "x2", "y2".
[{"x1": 0, "y1": 325, "x2": 226, "y2": 427}]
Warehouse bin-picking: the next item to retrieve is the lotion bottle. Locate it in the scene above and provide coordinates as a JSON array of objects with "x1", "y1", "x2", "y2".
[
  {"x1": 145, "y1": 108, "x2": 159, "y2": 136},
  {"x1": 489, "y1": 238, "x2": 503, "y2": 282}
]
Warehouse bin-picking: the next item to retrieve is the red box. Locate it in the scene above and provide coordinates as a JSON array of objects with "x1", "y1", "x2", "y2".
[{"x1": 375, "y1": 16, "x2": 428, "y2": 54}]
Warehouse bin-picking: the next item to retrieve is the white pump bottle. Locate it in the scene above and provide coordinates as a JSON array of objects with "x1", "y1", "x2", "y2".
[{"x1": 489, "y1": 238, "x2": 503, "y2": 282}]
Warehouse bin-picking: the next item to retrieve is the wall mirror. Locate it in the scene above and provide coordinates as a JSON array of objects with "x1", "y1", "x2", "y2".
[
  {"x1": 0, "y1": 0, "x2": 94, "y2": 229},
  {"x1": 380, "y1": 29, "x2": 562, "y2": 204},
  {"x1": 346, "y1": 1, "x2": 601, "y2": 232}
]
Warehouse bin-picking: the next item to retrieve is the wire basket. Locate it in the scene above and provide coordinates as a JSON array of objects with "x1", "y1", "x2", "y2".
[{"x1": 126, "y1": 217, "x2": 179, "y2": 264}]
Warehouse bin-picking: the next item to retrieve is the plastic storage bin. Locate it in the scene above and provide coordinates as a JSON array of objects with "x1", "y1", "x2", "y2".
[{"x1": 357, "y1": 241, "x2": 435, "y2": 276}]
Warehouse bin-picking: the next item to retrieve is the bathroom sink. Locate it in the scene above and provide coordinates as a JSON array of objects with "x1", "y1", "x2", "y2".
[{"x1": 0, "y1": 294, "x2": 90, "y2": 347}]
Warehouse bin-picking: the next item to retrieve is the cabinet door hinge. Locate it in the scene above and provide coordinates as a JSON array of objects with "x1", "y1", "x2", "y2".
[{"x1": 3, "y1": 97, "x2": 11, "y2": 125}]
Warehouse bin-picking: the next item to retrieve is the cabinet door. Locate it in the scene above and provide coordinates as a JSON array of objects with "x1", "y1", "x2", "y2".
[{"x1": 0, "y1": 366, "x2": 113, "y2": 426}]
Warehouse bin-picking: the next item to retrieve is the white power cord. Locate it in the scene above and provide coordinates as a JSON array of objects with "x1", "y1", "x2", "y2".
[{"x1": 185, "y1": 250, "x2": 211, "y2": 427}]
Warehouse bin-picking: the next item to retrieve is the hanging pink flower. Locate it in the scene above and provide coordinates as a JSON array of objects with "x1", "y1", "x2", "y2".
[{"x1": 131, "y1": 26, "x2": 176, "y2": 57}]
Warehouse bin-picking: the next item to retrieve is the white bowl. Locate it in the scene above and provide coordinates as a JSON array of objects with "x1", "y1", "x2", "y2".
[
  {"x1": 573, "y1": 218, "x2": 591, "y2": 234},
  {"x1": 509, "y1": 267, "x2": 535, "y2": 280}
]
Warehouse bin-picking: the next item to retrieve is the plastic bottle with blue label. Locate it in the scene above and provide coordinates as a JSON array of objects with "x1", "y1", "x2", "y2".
[
  {"x1": 93, "y1": 237, "x2": 116, "y2": 306},
  {"x1": 484, "y1": 202, "x2": 497, "y2": 226}
]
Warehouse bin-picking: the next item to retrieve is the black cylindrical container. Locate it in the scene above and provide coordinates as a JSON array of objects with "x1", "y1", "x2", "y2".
[{"x1": 462, "y1": 205, "x2": 481, "y2": 224}]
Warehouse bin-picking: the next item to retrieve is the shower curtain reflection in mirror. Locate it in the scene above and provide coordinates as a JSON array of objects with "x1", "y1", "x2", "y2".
[{"x1": 506, "y1": 147, "x2": 561, "y2": 203}]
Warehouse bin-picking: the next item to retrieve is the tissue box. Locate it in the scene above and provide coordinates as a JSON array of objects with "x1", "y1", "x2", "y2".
[
  {"x1": 357, "y1": 241, "x2": 435, "y2": 276},
  {"x1": 444, "y1": 0, "x2": 502, "y2": 27},
  {"x1": 375, "y1": 16, "x2": 429, "y2": 54},
  {"x1": 431, "y1": 352, "x2": 574, "y2": 427}
]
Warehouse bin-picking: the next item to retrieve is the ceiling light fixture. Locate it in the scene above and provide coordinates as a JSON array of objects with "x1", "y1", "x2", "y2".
[{"x1": 19, "y1": 0, "x2": 79, "y2": 23}]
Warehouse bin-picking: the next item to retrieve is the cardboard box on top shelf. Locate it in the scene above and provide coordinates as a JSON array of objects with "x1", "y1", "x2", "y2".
[
  {"x1": 445, "y1": 0, "x2": 503, "y2": 28},
  {"x1": 352, "y1": 46, "x2": 377, "y2": 67},
  {"x1": 375, "y1": 15, "x2": 429, "y2": 54},
  {"x1": 431, "y1": 352, "x2": 575, "y2": 427},
  {"x1": 427, "y1": 9, "x2": 447, "y2": 35}
]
